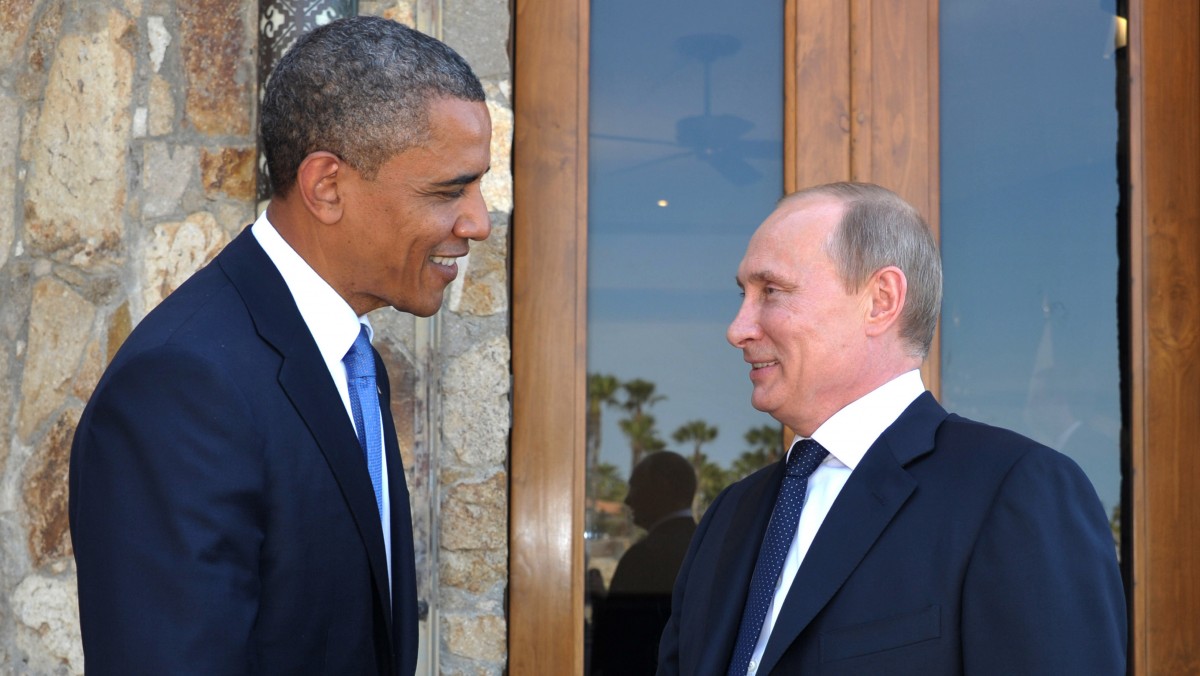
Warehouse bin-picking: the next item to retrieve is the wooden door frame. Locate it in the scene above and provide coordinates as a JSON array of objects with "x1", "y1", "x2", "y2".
[
  {"x1": 510, "y1": 0, "x2": 1200, "y2": 672},
  {"x1": 1127, "y1": 0, "x2": 1200, "y2": 672}
]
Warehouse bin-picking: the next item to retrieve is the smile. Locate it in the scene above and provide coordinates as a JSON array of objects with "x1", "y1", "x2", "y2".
[
  {"x1": 751, "y1": 361, "x2": 778, "y2": 369},
  {"x1": 430, "y1": 255, "x2": 458, "y2": 267}
]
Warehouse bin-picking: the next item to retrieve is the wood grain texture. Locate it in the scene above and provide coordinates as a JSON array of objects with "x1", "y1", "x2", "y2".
[
  {"x1": 510, "y1": 0, "x2": 588, "y2": 672},
  {"x1": 1129, "y1": 0, "x2": 1200, "y2": 673}
]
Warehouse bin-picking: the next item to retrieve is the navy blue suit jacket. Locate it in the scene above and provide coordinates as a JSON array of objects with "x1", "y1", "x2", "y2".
[
  {"x1": 658, "y1": 393, "x2": 1126, "y2": 675},
  {"x1": 70, "y1": 228, "x2": 419, "y2": 675}
]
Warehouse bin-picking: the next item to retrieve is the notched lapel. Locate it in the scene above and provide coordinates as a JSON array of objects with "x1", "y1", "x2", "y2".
[
  {"x1": 757, "y1": 393, "x2": 946, "y2": 674},
  {"x1": 698, "y1": 462, "x2": 786, "y2": 673},
  {"x1": 217, "y1": 229, "x2": 396, "y2": 642}
]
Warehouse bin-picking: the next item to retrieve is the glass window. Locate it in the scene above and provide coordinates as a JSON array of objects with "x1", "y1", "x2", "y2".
[
  {"x1": 940, "y1": 0, "x2": 1122, "y2": 539},
  {"x1": 584, "y1": 2, "x2": 784, "y2": 673}
]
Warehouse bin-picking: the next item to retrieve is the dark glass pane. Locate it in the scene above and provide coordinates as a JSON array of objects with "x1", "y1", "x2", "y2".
[
  {"x1": 585, "y1": 2, "x2": 783, "y2": 673},
  {"x1": 940, "y1": 1, "x2": 1122, "y2": 537}
]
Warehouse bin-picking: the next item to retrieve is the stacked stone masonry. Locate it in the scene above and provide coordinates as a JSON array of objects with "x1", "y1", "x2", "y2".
[{"x1": 0, "y1": 1, "x2": 513, "y2": 674}]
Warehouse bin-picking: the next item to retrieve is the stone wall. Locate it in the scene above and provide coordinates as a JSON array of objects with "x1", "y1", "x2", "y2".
[{"x1": 0, "y1": 1, "x2": 512, "y2": 674}]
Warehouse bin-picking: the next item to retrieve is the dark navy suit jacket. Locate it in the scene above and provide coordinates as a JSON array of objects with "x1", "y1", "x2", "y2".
[
  {"x1": 658, "y1": 392, "x2": 1126, "y2": 675},
  {"x1": 70, "y1": 228, "x2": 418, "y2": 675}
]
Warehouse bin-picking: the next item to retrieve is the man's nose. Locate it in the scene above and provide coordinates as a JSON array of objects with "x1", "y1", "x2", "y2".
[{"x1": 454, "y1": 191, "x2": 491, "y2": 241}]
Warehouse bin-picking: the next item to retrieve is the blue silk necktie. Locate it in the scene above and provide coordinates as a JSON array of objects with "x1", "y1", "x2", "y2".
[
  {"x1": 343, "y1": 325, "x2": 384, "y2": 520},
  {"x1": 727, "y1": 438, "x2": 829, "y2": 675}
]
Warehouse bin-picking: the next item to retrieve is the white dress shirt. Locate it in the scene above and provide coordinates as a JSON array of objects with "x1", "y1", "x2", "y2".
[
  {"x1": 252, "y1": 212, "x2": 393, "y2": 586},
  {"x1": 746, "y1": 370, "x2": 925, "y2": 673}
]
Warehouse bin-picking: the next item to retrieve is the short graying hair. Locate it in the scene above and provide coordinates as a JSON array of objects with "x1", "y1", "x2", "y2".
[
  {"x1": 260, "y1": 16, "x2": 485, "y2": 196},
  {"x1": 782, "y1": 182, "x2": 943, "y2": 358}
]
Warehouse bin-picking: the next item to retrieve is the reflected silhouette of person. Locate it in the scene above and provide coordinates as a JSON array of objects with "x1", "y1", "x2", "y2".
[{"x1": 592, "y1": 451, "x2": 698, "y2": 675}]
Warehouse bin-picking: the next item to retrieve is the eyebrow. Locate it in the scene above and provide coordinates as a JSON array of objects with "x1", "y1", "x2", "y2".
[
  {"x1": 431, "y1": 166, "x2": 491, "y2": 188},
  {"x1": 738, "y1": 270, "x2": 786, "y2": 287}
]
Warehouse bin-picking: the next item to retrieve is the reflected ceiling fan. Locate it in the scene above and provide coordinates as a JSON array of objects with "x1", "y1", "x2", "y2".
[{"x1": 591, "y1": 33, "x2": 780, "y2": 186}]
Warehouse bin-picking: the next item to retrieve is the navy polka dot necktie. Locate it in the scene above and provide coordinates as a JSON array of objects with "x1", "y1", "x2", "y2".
[{"x1": 727, "y1": 438, "x2": 829, "y2": 675}]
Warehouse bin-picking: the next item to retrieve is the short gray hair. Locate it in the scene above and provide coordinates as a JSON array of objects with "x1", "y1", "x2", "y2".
[
  {"x1": 782, "y1": 182, "x2": 942, "y2": 357},
  {"x1": 260, "y1": 16, "x2": 485, "y2": 196}
]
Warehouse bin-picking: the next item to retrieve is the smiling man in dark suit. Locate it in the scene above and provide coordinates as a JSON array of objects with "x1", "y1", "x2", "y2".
[
  {"x1": 69, "y1": 17, "x2": 490, "y2": 675},
  {"x1": 658, "y1": 182, "x2": 1125, "y2": 675}
]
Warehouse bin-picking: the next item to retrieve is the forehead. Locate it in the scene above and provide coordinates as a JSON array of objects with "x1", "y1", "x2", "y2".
[{"x1": 738, "y1": 196, "x2": 844, "y2": 276}]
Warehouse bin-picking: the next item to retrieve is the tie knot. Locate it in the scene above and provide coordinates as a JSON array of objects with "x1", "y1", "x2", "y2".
[
  {"x1": 785, "y1": 438, "x2": 829, "y2": 478},
  {"x1": 343, "y1": 325, "x2": 376, "y2": 381}
]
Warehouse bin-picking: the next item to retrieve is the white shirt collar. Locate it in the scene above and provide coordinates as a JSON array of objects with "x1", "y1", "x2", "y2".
[
  {"x1": 251, "y1": 211, "x2": 369, "y2": 366},
  {"x1": 793, "y1": 369, "x2": 926, "y2": 470}
]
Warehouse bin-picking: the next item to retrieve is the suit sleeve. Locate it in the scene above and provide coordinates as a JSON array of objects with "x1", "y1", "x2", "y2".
[
  {"x1": 961, "y1": 447, "x2": 1126, "y2": 675},
  {"x1": 70, "y1": 345, "x2": 266, "y2": 675},
  {"x1": 657, "y1": 486, "x2": 730, "y2": 676}
]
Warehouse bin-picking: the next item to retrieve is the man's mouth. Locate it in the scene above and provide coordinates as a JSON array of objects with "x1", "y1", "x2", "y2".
[
  {"x1": 751, "y1": 361, "x2": 778, "y2": 369},
  {"x1": 430, "y1": 255, "x2": 458, "y2": 267}
]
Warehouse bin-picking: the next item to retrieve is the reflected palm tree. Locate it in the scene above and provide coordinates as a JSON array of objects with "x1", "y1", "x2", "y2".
[
  {"x1": 618, "y1": 379, "x2": 667, "y2": 469},
  {"x1": 672, "y1": 419, "x2": 719, "y2": 470}
]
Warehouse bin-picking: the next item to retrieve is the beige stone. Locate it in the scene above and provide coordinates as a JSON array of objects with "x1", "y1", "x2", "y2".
[
  {"x1": 149, "y1": 74, "x2": 176, "y2": 136},
  {"x1": 24, "y1": 407, "x2": 79, "y2": 567},
  {"x1": 378, "y1": 342, "x2": 417, "y2": 470},
  {"x1": 442, "y1": 336, "x2": 510, "y2": 466},
  {"x1": 482, "y1": 94, "x2": 513, "y2": 214},
  {"x1": 18, "y1": 277, "x2": 95, "y2": 440},
  {"x1": 72, "y1": 334, "x2": 106, "y2": 401},
  {"x1": 0, "y1": 90, "x2": 18, "y2": 271},
  {"x1": 140, "y1": 212, "x2": 229, "y2": 315},
  {"x1": 201, "y1": 146, "x2": 257, "y2": 202},
  {"x1": 106, "y1": 301, "x2": 133, "y2": 364},
  {"x1": 448, "y1": 220, "x2": 507, "y2": 317},
  {"x1": 12, "y1": 572, "x2": 84, "y2": 676},
  {"x1": 441, "y1": 472, "x2": 507, "y2": 551},
  {"x1": 142, "y1": 142, "x2": 198, "y2": 218},
  {"x1": 0, "y1": 0, "x2": 40, "y2": 65},
  {"x1": 440, "y1": 549, "x2": 505, "y2": 595},
  {"x1": 381, "y1": 2, "x2": 416, "y2": 27},
  {"x1": 179, "y1": 0, "x2": 251, "y2": 135},
  {"x1": 23, "y1": 9, "x2": 133, "y2": 268},
  {"x1": 443, "y1": 613, "x2": 505, "y2": 662}
]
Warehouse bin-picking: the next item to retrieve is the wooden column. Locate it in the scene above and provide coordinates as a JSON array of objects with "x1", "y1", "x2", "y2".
[
  {"x1": 510, "y1": 0, "x2": 589, "y2": 672},
  {"x1": 1128, "y1": 1, "x2": 1200, "y2": 673},
  {"x1": 789, "y1": 0, "x2": 941, "y2": 390}
]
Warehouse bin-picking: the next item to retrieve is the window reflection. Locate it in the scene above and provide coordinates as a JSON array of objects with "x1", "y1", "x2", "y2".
[
  {"x1": 583, "y1": 1, "x2": 783, "y2": 673},
  {"x1": 940, "y1": 0, "x2": 1122, "y2": 539}
]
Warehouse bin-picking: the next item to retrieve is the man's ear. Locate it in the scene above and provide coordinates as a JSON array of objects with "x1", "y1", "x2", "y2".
[
  {"x1": 295, "y1": 152, "x2": 344, "y2": 225},
  {"x1": 865, "y1": 266, "x2": 907, "y2": 337}
]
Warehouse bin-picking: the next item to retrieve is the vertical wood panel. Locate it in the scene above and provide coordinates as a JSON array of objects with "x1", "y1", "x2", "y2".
[
  {"x1": 791, "y1": 1, "x2": 851, "y2": 190},
  {"x1": 849, "y1": 0, "x2": 942, "y2": 391},
  {"x1": 510, "y1": 0, "x2": 587, "y2": 672},
  {"x1": 1129, "y1": 0, "x2": 1200, "y2": 673}
]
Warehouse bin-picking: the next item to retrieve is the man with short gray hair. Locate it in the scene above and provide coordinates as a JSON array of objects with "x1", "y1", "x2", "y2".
[{"x1": 659, "y1": 182, "x2": 1125, "y2": 674}]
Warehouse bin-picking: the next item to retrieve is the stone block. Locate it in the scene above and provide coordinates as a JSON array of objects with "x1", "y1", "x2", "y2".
[
  {"x1": 142, "y1": 142, "x2": 197, "y2": 218},
  {"x1": 23, "y1": 9, "x2": 134, "y2": 268},
  {"x1": 201, "y1": 146, "x2": 257, "y2": 202},
  {"x1": 442, "y1": 613, "x2": 505, "y2": 662},
  {"x1": 23, "y1": 407, "x2": 78, "y2": 567},
  {"x1": 0, "y1": 89, "x2": 18, "y2": 272},
  {"x1": 179, "y1": 0, "x2": 252, "y2": 135},
  {"x1": 12, "y1": 572, "x2": 84, "y2": 675},
  {"x1": 442, "y1": 0, "x2": 510, "y2": 80},
  {"x1": 139, "y1": 211, "x2": 228, "y2": 315},
  {"x1": 149, "y1": 74, "x2": 176, "y2": 136},
  {"x1": 481, "y1": 90, "x2": 512, "y2": 214},
  {"x1": 447, "y1": 217, "x2": 507, "y2": 317},
  {"x1": 441, "y1": 471, "x2": 507, "y2": 551},
  {"x1": 0, "y1": 0, "x2": 41, "y2": 66},
  {"x1": 441, "y1": 335, "x2": 509, "y2": 466},
  {"x1": 18, "y1": 277, "x2": 95, "y2": 440},
  {"x1": 440, "y1": 549, "x2": 505, "y2": 595}
]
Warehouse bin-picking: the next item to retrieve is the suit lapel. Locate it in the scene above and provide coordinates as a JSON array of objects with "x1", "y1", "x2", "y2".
[
  {"x1": 757, "y1": 392, "x2": 947, "y2": 674},
  {"x1": 378, "y1": 349, "x2": 419, "y2": 672},
  {"x1": 696, "y1": 462, "x2": 785, "y2": 674},
  {"x1": 216, "y1": 228, "x2": 395, "y2": 647}
]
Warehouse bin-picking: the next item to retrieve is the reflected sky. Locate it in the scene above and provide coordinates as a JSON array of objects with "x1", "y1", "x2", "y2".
[
  {"x1": 588, "y1": 0, "x2": 784, "y2": 476},
  {"x1": 940, "y1": 0, "x2": 1122, "y2": 518}
]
